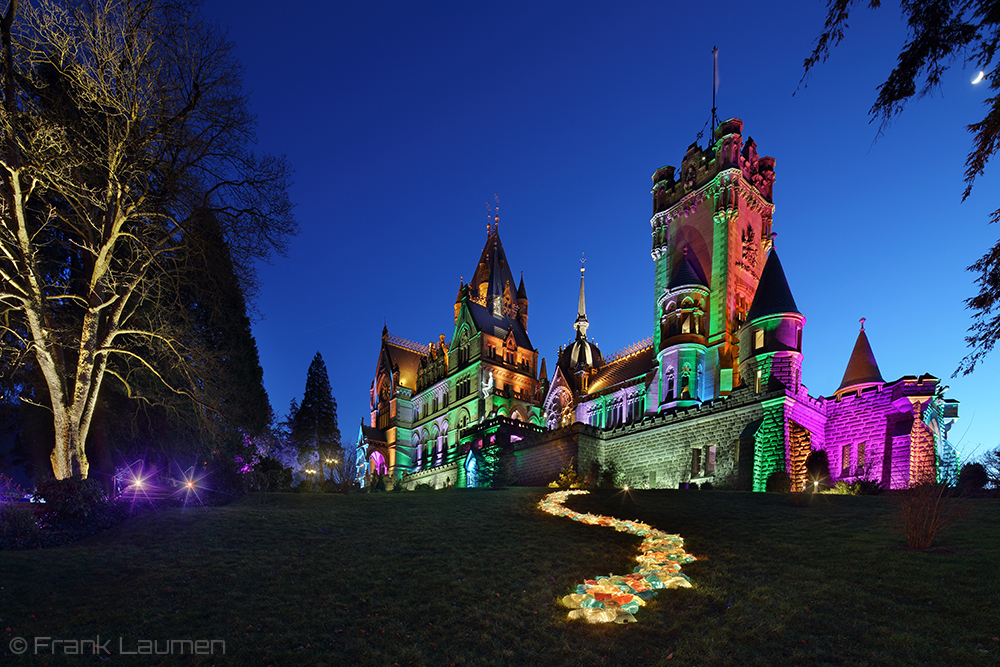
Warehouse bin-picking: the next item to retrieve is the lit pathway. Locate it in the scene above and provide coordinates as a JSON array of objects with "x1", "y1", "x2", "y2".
[{"x1": 538, "y1": 490, "x2": 696, "y2": 623}]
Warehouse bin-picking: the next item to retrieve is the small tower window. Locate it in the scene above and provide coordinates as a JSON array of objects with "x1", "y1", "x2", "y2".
[
  {"x1": 755, "y1": 368, "x2": 762, "y2": 393},
  {"x1": 755, "y1": 329, "x2": 764, "y2": 350}
]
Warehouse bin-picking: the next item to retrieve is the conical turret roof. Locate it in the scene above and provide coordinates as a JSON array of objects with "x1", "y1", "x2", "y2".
[
  {"x1": 836, "y1": 321, "x2": 884, "y2": 393},
  {"x1": 746, "y1": 250, "x2": 800, "y2": 322},
  {"x1": 668, "y1": 248, "x2": 707, "y2": 289},
  {"x1": 469, "y1": 222, "x2": 519, "y2": 304}
]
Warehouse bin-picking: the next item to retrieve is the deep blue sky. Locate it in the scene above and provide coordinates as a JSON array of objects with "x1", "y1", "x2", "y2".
[{"x1": 203, "y1": 0, "x2": 999, "y2": 462}]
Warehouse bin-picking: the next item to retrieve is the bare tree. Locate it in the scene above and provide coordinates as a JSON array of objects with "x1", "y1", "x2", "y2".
[{"x1": 0, "y1": 0, "x2": 295, "y2": 479}]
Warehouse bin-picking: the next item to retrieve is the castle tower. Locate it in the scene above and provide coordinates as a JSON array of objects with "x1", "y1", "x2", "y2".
[
  {"x1": 657, "y1": 247, "x2": 709, "y2": 408},
  {"x1": 559, "y1": 263, "x2": 604, "y2": 394},
  {"x1": 737, "y1": 249, "x2": 805, "y2": 393},
  {"x1": 651, "y1": 118, "x2": 775, "y2": 399}
]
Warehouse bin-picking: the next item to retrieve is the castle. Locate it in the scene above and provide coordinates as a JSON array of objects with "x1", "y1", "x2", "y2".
[{"x1": 356, "y1": 118, "x2": 960, "y2": 491}]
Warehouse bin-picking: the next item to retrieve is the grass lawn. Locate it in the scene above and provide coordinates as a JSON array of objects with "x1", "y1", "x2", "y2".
[{"x1": 1, "y1": 487, "x2": 999, "y2": 666}]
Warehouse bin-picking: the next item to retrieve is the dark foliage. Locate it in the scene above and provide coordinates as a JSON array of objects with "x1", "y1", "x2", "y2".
[
  {"x1": 766, "y1": 470, "x2": 792, "y2": 493},
  {"x1": 254, "y1": 456, "x2": 293, "y2": 491},
  {"x1": 958, "y1": 461, "x2": 990, "y2": 492},
  {"x1": 477, "y1": 440, "x2": 516, "y2": 488},
  {"x1": 34, "y1": 476, "x2": 108, "y2": 524},
  {"x1": 982, "y1": 445, "x2": 1000, "y2": 487},
  {"x1": 0, "y1": 504, "x2": 38, "y2": 538},
  {"x1": 802, "y1": 0, "x2": 1000, "y2": 373},
  {"x1": 854, "y1": 478, "x2": 887, "y2": 495},
  {"x1": 805, "y1": 449, "x2": 832, "y2": 491}
]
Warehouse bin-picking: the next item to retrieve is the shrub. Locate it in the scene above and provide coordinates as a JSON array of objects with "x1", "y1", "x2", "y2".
[
  {"x1": 766, "y1": 470, "x2": 791, "y2": 493},
  {"x1": 414, "y1": 483, "x2": 433, "y2": 492},
  {"x1": 958, "y1": 462, "x2": 989, "y2": 493},
  {"x1": 700, "y1": 481, "x2": 713, "y2": 491},
  {"x1": 294, "y1": 479, "x2": 314, "y2": 493},
  {"x1": 0, "y1": 474, "x2": 26, "y2": 503},
  {"x1": 829, "y1": 480, "x2": 854, "y2": 495},
  {"x1": 854, "y1": 479, "x2": 886, "y2": 496},
  {"x1": 895, "y1": 483, "x2": 968, "y2": 549},
  {"x1": 390, "y1": 473, "x2": 406, "y2": 492},
  {"x1": 805, "y1": 450, "x2": 831, "y2": 491},
  {"x1": 34, "y1": 476, "x2": 108, "y2": 524},
  {"x1": 0, "y1": 504, "x2": 39, "y2": 538},
  {"x1": 598, "y1": 460, "x2": 622, "y2": 489},
  {"x1": 554, "y1": 458, "x2": 584, "y2": 489},
  {"x1": 254, "y1": 457, "x2": 293, "y2": 491}
]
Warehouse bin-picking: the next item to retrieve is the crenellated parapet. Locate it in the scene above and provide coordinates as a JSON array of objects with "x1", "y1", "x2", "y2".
[{"x1": 650, "y1": 118, "x2": 776, "y2": 218}]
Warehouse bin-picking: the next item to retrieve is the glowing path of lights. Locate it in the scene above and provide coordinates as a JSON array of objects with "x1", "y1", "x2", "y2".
[{"x1": 538, "y1": 490, "x2": 696, "y2": 623}]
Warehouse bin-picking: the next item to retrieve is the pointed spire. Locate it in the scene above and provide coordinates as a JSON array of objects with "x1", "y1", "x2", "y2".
[
  {"x1": 746, "y1": 249, "x2": 800, "y2": 322},
  {"x1": 669, "y1": 246, "x2": 707, "y2": 289},
  {"x1": 469, "y1": 224, "x2": 518, "y2": 308},
  {"x1": 517, "y1": 271, "x2": 527, "y2": 299},
  {"x1": 574, "y1": 256, "x2": 589, "y2": 338},
  {"x1": 836, "y1": 319, "x2": 884, "y2": 394},
  {"x1": 539, "y1": 357, "x2": 548, "y2": 383}
]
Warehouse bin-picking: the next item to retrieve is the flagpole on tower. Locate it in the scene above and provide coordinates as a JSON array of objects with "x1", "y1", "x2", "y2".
[{"x1": 711, "y1": 46, "x2": 719, "y2": 136}]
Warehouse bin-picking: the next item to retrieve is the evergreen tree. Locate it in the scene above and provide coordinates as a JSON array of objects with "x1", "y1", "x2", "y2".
[
  {"x1": 477, "y1": 439, "x2": 515, "y2": 488},
  {"x1": 290, "y1": 353, "x2": 342, "y2": 481}
]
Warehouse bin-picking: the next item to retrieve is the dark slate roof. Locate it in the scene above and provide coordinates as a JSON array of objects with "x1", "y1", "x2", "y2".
[
  {"x1": 836, "y1": 329, "x2": 884, "y2": 392},
  {"x1": 746, "y1": 249, "x2": 800, "y2": 321},
  {"x1": 586, "y1": 344, "x2": 655, "y2": 395},
  {"x1": 668, "y1": 251, "x2": 707, "y2": 289},
  {"x1": 557, "y1": 332, "x2": 604, "y2": 378},
  {"x1": 466, "y1": 300, "x2": 533, "y2": 349},
  {"x1": 469, "y1": 227, "x2": 519, "y2": 306}
]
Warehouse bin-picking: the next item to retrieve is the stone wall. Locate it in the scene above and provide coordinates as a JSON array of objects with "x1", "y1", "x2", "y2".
[
  {"x1": 823, "y1": 378, "x2": 937, "y2": 489},
  {"x1": 509, "y1": 422, "x2": 602, "y2": 486},
  {"x1": 405, "y1": 462, "x2": 460, "y2": 490},
  {"x1": 595, "y1": 386, "x2": 775, "y2": 489}
]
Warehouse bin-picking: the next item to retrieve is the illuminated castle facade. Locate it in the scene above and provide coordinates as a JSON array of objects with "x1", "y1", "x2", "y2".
[
  {"x1": 357, "y1": 118, "x2": 960, "y2": 491},
  {"x1": 357, "y1": 224, "x2": 548, "y2": 488}
]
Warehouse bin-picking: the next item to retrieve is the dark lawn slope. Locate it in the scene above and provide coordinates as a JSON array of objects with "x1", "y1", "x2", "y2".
[{"x1": 1, "y1": 488, "x2": 998, "y2": 666}]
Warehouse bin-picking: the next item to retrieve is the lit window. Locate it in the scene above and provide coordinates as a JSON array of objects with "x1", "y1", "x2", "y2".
[
  {"x1": 755, "y1": 329, "x2": 764, "y2": 350},
  {"x1": 842, "y1": 445, "x2": 851, "y2": 476},
  {"x1": 706, "y1": 445, "x2": 716, "y2": 474},
  {"x1": 857, "y1": 442, "x2": 866, "y2": 472},
  {"x1": 755, "y1": 368, "x2": 762, "y2": 393}
]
